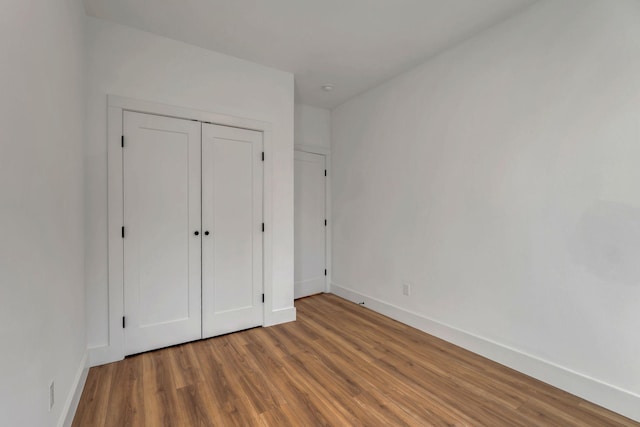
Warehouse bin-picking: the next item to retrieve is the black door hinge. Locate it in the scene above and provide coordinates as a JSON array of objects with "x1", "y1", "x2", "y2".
[
  {"x1": 324, "y1": 269, "x2": 327, "y2": 276},
  {"x1": 122, "y1": 316, "x2": 126, "y2": 328},
  {"x1": 324, "y1": 169, "x2": 327, "y2": 177},
  {"x1": 121, "y1": 226, "x2": 125, "y2": 238},
  {"x1": 262, "y1": 293, "x2": 265, "y2": 303},
  {"x1": 121, "y1": 135, "x2": 124, "y2": 148},
  {"x1": 262, "y1": 223, "x2": 265, "y2": 232},
  {"x1": 324, "y1": 219, "x2": 327, "y2": 226},
  {"x1": 261, "y1": 152, "x2": 264, "y2": 161}
]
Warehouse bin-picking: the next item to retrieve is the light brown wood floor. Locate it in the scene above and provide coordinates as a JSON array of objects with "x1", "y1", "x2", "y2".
[{"x1": 73, "y1": 294, "x2": 638, "y2": 426}]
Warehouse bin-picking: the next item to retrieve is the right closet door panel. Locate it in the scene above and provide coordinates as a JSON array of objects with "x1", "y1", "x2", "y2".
[{"x1": 201, "y1": 124, "x2": 263, "y2": 338}]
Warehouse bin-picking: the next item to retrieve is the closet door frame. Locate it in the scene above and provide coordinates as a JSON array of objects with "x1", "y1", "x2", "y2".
[{"x1": 96, "y1": 95, "x2": 274, "y2": 366}]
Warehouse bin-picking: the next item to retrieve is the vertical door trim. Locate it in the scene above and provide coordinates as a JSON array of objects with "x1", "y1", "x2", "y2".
[{"x1": 94, "y1": 95, "x2": 274, "y2": 367}]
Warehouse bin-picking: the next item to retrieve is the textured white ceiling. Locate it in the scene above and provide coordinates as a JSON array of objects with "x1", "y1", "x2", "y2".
[{"x1": 83, "y1": 0, "x2": 536, "y2": 109}]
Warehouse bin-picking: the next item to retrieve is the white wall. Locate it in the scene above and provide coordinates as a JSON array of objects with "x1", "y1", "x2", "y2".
[
  {"x1": 85, "y1": 17, "x2": 295, "y2": 359},
  {"x1": 331, "y1": 0, "x2": 640, "y2": 420},
  {"x1": 0, "y1": 0, "x2": 87, "y2": 426},
  {"x1": 295, "y1": 104, "x2": 331, "y2": 150}
]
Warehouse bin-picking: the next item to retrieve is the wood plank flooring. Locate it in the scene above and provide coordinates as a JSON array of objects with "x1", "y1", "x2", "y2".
[{"x1": 73, "y1": 294, "x2": 638, "y2": 426}]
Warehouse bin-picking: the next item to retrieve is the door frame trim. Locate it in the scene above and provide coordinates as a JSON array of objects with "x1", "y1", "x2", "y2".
[
  {"x1": 92, "y1": 95, "x2": 273, "y2": 366},
  {"x1": 294, "y1": 144, "x2": 331, "y2": 295}
]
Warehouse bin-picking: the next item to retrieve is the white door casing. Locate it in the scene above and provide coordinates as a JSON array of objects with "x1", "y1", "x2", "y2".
[
  {"x1": 202, "y1": 123, "x2": 264, "y2": 338},
  {"x1": 123, "y1": 112, "x2": 202, "y2": 355},
  {"x1": 294, "y1": 151, "x2": 326, "y2": 299}
]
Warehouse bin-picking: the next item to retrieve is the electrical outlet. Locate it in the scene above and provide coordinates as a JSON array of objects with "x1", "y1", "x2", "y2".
[
  {"x1": 49, "y1": 381, "x2": 54, "y2": 411},
  {"x1": 402, "y1": 281, "x2": 411, "y2": 296}
]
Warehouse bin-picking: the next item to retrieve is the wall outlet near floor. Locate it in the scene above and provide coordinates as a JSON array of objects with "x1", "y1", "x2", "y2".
[
  {"x1": 49, "y1": 381, "x2": 54, "y2": 411},
  {"x1": 402, "y1": 281, "x2": 411, "y2": 296}
]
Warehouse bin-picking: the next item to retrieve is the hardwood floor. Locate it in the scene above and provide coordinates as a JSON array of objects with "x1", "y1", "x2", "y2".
[{"x1": 73, "y1": 294, "x2": 638, "y2": 426}]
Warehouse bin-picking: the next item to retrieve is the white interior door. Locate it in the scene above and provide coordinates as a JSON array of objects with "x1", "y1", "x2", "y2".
[
  {"x1": 294, "y1": 151, "x2": 326, "y2": 299},
  {"x1": 201, "y1": 123, "x2": 263, "y2": 338},
  {"x1": 123, "y1": 112, "x2": 202, "y2": 355}
]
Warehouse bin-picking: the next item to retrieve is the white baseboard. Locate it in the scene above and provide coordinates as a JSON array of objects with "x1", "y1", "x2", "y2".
[
  {"x1": 58, "y1": 352, "x2": 89, "y2": 427},
  {"x1": 330, "y1": 282, "x2": 640, "y2": 423},
  {"x1": 295, "y1": 277, "x2": 325, "y2": 299},
  {"x1": 89, "y1": 342, "x2": 126, "y2": 368},
  {"x1": 265, "y1": 306, "x2": 297, "y2": 327}
]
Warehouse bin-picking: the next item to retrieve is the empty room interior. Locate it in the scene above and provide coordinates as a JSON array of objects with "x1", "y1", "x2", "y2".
[{"x1": 2, "y1": 0, "x2": 640, "y2": 425}]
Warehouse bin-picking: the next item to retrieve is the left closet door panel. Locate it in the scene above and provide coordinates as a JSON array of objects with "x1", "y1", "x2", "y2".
[{"x1": 123, "y1": 112, "x2": 202, "y2": 355}]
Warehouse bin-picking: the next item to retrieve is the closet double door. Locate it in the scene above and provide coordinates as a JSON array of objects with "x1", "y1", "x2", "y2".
[{"x1": 122, "y1": 111, "x2": 263, "y2": 356}]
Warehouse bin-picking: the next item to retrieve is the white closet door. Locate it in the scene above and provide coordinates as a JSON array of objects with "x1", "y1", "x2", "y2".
[
  {"x1": 202, "y1": 124, "x2": 263, "y2": 338},
  {"x1": 123, "y1": 112, "x2": 202, "y2": 355},
  {"x1": 294, "y1": 151, "x2": 326, "y2": 299}
]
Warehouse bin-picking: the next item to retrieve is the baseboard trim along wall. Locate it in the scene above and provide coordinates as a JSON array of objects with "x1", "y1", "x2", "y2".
[
  {"x1": 89, "y1": 345, "x2": 116, "y2": 368},
  {"x1": 330, "y1": 282, "x2": 640, "y2": 423},
  {"x1": 59, "y1": 352, "x2": 89, "y2": 427},
  {"x1": 265, "y1": 306, "x2": 297, "y2": 327}
]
